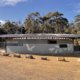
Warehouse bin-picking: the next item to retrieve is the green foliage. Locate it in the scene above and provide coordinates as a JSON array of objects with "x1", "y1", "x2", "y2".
[
  {"x1": 77, "y1": 31, "x2": 80, "y2": 34},
  {"x1": 3, "y1": 21, "x2": 18, "y2": 34},
  {"x1": 1, "y1": 12, "x2": 80, "y2": 34},
  {"x1": 74, "y1": 15, "x2": 80, "y2": 33},
  {"x1": 25, "y1": 12, "x2": 69, "y2": 33},
  {"x1": 65, "y1": 28, "x2": 71, "y2": 34},
  {"x1": 0, "y1": 28, "x2": 7, "y2": 34},
  {"x1": 3, "y1": 21, "x2": 14, "y2": 30}
]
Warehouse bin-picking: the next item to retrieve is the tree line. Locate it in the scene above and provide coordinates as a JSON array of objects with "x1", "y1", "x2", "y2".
[{"x1": 0, "y1": 11, "x2": 80, "y2": 34}]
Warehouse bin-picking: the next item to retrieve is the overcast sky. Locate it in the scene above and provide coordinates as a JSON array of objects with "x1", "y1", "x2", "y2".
[{"x1": 0, "y1": 0, "x2": 80, "y2": 23}]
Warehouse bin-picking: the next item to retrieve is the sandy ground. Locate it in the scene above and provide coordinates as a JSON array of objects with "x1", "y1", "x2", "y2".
[{"x1": 0, "y1": 54, "x2": 80, "y2": 80}]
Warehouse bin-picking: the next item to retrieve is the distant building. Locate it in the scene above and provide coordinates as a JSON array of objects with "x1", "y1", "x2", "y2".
[{"x1": 0, "y1": 34, "x2": 80, "y2": 55}]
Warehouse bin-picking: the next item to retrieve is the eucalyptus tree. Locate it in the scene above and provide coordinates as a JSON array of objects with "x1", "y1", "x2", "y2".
[
  {"x1": 0, "y1": 28, "x2": 7, "y2": 34},
  {"x1": 49, "y1": 12, "x2": 68, "y2": 33},
  {"x1": 25, "y1": 12, "x2": 42, "y2": 33},
  {"x1": 41, "y1": 14, "x2": 55, "y2": 33},
  {"x1": 25, "y1": 12, "x2": 69, "y2": 33},
  {"x1": 41, "y1": 12, "x2": 69, "y2": 33},
  {"x1": 3, "y1": 21, "x2": 19, "y2": 34},
  {"x1": 74, "y1": 15, "x2": 80, "y2": 33}
]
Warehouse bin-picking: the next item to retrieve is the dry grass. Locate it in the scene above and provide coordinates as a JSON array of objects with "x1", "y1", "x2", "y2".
[{"x1": 0, "y1": 54, "x2": 79, "y2": 80}]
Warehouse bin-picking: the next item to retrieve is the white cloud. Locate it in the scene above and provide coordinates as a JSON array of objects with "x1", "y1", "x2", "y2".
[
  {"x1": 0, "y1": 0, "x2": 27, "y2": 6},
  {"x1": 0, "y1": 20, "x2": 6, "y2": 25}
]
